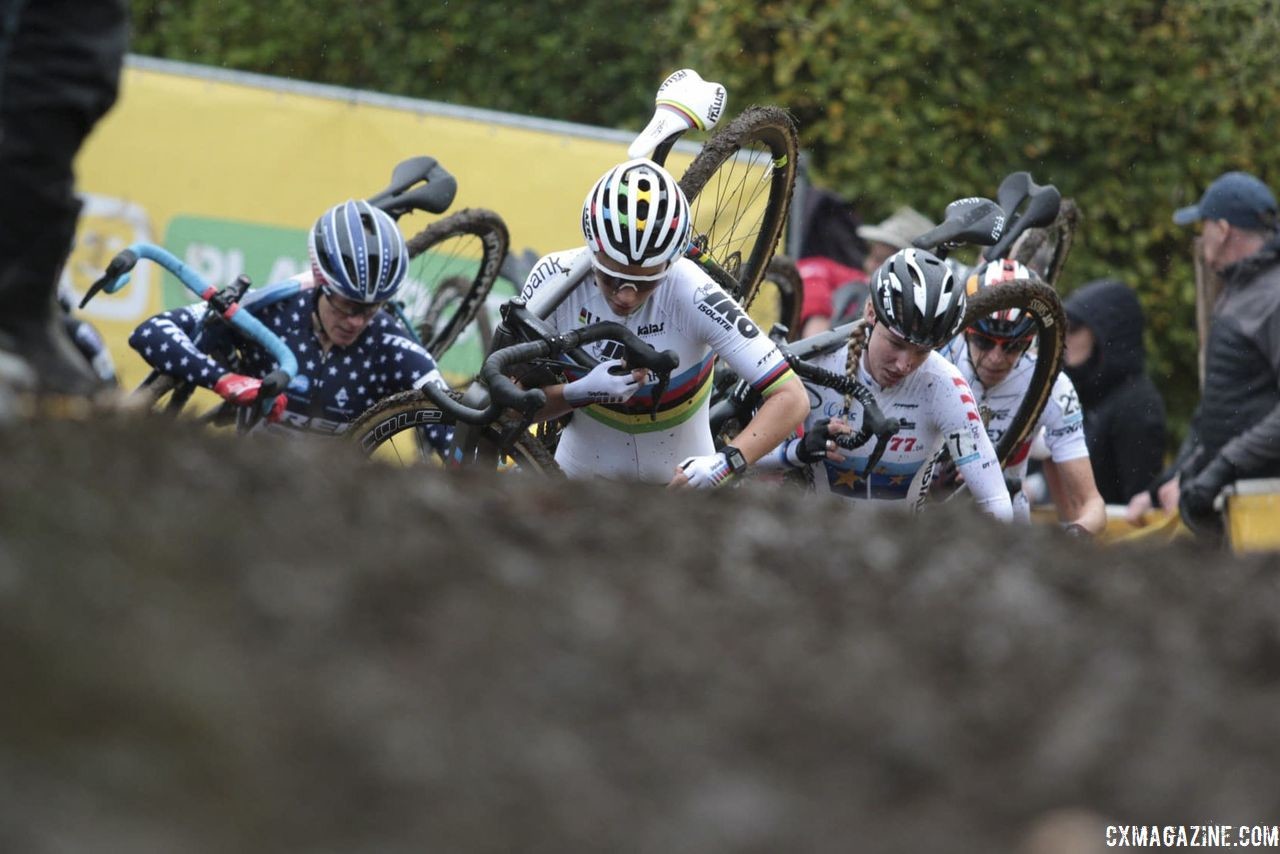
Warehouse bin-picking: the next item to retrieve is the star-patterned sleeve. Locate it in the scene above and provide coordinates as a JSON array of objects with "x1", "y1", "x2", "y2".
[{"x1": 128, "y1": 303, "x2": 233, "y2": 389}]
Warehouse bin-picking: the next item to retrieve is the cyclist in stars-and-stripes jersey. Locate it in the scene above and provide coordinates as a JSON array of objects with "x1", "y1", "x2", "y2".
[{"x1": 129, "y1": 200, "x2": 445, "y2": 435}]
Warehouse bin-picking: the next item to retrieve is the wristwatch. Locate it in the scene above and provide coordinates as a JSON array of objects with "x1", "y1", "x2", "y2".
[{"x1": 722, "y1": 445, "x2": 748, "y2": 476}]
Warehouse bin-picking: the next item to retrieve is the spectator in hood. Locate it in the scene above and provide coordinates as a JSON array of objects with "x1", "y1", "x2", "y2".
[{"x1": 1062, "y1": 279, "x2": 1166, "y2": 507}]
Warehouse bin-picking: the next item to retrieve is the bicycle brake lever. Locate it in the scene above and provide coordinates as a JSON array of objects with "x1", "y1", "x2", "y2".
[
  {"x1": 649, "y1": 371, "x2": 671, "y2": 421},
  {"x1": 208, "y1": 274, "x2": 254, "y2": 319},
  {"x1": 80, "y1": 248, "x2": 139, "y2": 308}
]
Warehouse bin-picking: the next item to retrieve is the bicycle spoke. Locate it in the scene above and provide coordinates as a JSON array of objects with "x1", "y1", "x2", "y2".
[
  {"x1": 680, "y1": 106, "x2": 797, "y2": 308},
  {"x1": 401, "y1": 208, "x2": 508, "y2": 360},
  {"x1": 690, "y1": 143, "x2": 777, "y2": 276},
  {"x1": 401, "y1": 231, "x2": 489, "y2": 345}
]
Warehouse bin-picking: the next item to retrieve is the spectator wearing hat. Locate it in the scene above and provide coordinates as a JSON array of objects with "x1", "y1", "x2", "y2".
[
  {"x1": 798, "y1": 205, "x2": 935, "y2": 337},
  {"x1": 1129, "y1": 171, "x2": 1280, "y2": 536},
  {"x1": 857, "y1": 206, "x2": 936, "y2": 272},
  {"x1": 1062, "y1": 279, "x2": 1166, "y2": 507}
]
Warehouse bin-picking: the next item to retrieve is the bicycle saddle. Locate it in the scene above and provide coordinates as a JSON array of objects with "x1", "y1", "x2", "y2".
[{"x1": 627, "y1": 68, "x2": 728, "y2": 158}]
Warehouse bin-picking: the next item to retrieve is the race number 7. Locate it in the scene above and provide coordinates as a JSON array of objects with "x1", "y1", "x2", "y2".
[{"x1": 948, "y1": 430, "x2": 980, "y2": 465}]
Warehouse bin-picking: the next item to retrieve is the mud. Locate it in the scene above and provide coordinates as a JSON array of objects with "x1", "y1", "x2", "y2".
[{"x1": 1, "y1": 416, "x2": 1278, "y2": 854}]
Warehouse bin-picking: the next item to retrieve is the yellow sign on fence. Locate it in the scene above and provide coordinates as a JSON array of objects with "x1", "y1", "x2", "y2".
[{"x1": 74, "y1": 57, "x2": 696, "y2": 388}]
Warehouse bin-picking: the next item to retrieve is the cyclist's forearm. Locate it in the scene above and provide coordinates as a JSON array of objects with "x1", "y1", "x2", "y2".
[
  {"x1": 727, "y1": 376, "x2": 809, "y2": 465},
  {"x1": 1220, "y1": 400, "x2": 1280, "y2": 475},
  {"x1": 1043, "y1": 457, "x2": 1107, "y2": 534},
  {"x1": 533, "y1": 385, "x2": 574, "y2": 421},
  {"x1": 128, "y1": 313, "x2": 225, "y2": 388}
]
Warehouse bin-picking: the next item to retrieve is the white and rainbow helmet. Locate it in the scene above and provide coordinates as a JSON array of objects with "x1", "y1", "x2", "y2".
[{"x1": 581, "y1": 158, "x2": 692, "y2": 268}]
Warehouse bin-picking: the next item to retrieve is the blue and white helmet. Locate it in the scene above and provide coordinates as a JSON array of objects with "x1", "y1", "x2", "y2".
[
  {"x1": 582, "y1": 158, "x2": 692, "y2": 267},
  {"x1": 308, "y1": 199, "x2": 409, "y2": 303}
]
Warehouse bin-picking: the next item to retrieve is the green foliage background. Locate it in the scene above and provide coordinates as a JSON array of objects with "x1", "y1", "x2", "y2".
[{"x1": 130, "y1": 0, "x2": 1280, "y2": 441}]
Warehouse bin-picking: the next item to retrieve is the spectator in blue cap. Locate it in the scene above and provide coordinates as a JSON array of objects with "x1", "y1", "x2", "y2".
[{"x1": 1134, "y1": 171, "x2": 1280, "y2": 538}]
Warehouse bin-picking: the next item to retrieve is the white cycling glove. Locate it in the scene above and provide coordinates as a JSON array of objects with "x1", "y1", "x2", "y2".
[
  {"x1": 562, "y1": 358, "x2": 642, "y2": 407},
  {"x1": 678, "y1": 446, "x2": 747, "y2": 489}
]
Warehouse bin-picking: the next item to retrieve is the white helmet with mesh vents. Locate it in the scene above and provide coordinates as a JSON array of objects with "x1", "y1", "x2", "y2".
[
  {"x1": 581, "y1": 158, "x2": 692, "y2": 268},
  {"x1": 869, "y1": 248, "x2": 967, "y2": 348}
]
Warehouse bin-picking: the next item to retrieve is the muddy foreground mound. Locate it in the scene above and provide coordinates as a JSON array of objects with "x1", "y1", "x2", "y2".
[{"x1": 1, "y1": 418, "x2": 1278, "y2": 854}]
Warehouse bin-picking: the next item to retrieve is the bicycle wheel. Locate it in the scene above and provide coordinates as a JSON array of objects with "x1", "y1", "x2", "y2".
[
  {"x1": 959, "y1": 279, "x2": 1067, "y2": 467},
  {"x1": 679, "y1": 105, "x2": 798, "y2": 309},
  {"x1": 401, "y1": 208, "x2": 509, "y2": 359},
  {"x1": 347, "y1": 388, "x2": 560, "y2": 474},
  {"x1": 747, "y1": 256, "x2": 805, "y2": 341}
]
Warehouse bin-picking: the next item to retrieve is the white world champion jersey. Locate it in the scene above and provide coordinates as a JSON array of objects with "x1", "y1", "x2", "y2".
[
  {"x1": 774, "y1": 343, "x2": 1012, "y2": 519},
  {"x1": 522, "y1": 248, "x2": 794, "y2": 483},
  {"x1": 940, "y1": 336, "x2": 1087, "y2": 520}
]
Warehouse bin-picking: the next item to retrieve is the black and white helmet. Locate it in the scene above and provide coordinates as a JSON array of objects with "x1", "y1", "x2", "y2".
[
  {"x1": 581, "y1": 158, "x2": 692, "y2": 267},
  {"x1": 869, "y1": 248, "x2": 966, "y2": 348}
]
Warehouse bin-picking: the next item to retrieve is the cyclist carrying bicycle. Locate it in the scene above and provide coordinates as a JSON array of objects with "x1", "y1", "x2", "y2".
[
  {"x1": 520, "y1": 158, "x2": 808, "y2": 487},
  {"x1": 760, "y1": 248, "x2": 1014, "y2": 520},
  {"x1": 129, "y1": 200, "x2": 446, "y2": 433},
  {"x1": 938, "y1": 259, "x2": 1105, "y2": 535}
]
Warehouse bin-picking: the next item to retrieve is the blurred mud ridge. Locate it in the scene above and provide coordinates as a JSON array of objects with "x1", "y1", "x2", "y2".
[{"x1": 1, "y1": 416, "x2": 1278, "y2": 854}]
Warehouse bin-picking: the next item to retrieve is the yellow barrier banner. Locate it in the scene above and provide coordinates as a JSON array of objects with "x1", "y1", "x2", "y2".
[{"x1": 72, "y1": 57, "x2": 696, "y2": 387}]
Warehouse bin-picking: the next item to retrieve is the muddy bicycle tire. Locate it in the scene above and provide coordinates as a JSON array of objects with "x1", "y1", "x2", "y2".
[
  {"x1": 403, "y1": 208, "x2": 509, "y2": 359},
  {"x1": 1009, "y1": 198, "x2": 1080, "y2": 289},
  {"x1": 679, "y1": 105, "x2": 798, "y2": 309},
  {"x1": 347, "y1": 387, "x2": 560, "y2": 474},
  {"x1": 960, "y1": 279, "x2": 1067, "y2": 467}
]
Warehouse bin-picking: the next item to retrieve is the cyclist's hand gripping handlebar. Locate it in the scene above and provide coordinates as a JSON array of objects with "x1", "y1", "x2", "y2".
[
  {"x1": 481, "y1": 321, "x2": 680, "y2": 420},
  {"x1": 413, "y1": 321, "x2": 681, "y2": 428},
  {"x1": 779, "y1": 347, "x2": 901, "y2": 451}
]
